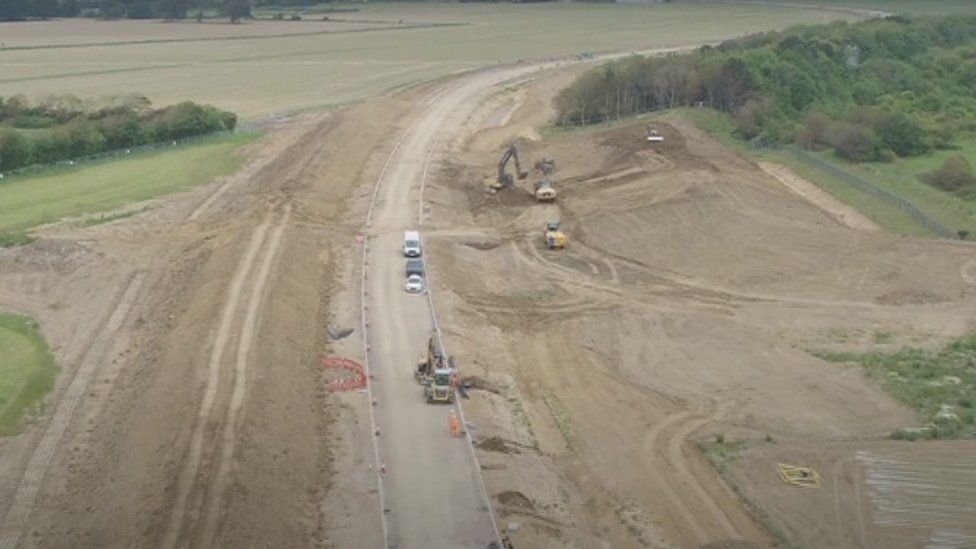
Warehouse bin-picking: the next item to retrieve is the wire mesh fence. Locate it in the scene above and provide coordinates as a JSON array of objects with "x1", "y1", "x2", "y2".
[
  {"x1": 787, "y1": 148, "x2": 959, "y2": 239},
  {"x1": 0, "y1": 128, "x2": 255, "y2": 182}
]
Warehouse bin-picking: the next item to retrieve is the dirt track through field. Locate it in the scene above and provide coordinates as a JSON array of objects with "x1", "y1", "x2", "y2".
[
  {"x1": 199, "y1": 205, "x2": 292, "y2": 546},
  {"x1": 162, "y1": 205, "x2": 293, "y2": 548},
  {"x1": 0, "y1": 270, "x2": 146, "y2": 549},
  {"x1": 160, "y1": 216, "x2": 272, "y2": 549}
]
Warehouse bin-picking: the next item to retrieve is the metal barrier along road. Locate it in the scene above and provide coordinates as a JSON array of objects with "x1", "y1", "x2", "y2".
[{"x1": 788, "y1": 148, "x2": 958, "y2": 239}]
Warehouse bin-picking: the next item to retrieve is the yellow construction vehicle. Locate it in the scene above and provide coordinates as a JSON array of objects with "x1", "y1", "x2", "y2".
[
  {"x1": 487, "y1": 143, "x2": 528, "y2": 192},
  {"x1": 415, "y1": 334, "x2": 454, "y2": 404},
  {"x1": 543, "y1": 220, "x2": 566, "y2": 249}
]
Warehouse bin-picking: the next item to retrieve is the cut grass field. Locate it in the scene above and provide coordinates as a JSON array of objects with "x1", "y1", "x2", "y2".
[
  {"x1": 0, "y1": 314, "x2": 58, "y2": 436},
  {"x1": 0, "y1": 3, "x2": 859, "y2": 119},
  {"x1": 674, "y1": 108, "x2": 976, "y2": 238},
  {"x1": 0, "y1": 132, "x2": 257, "y2": 234}
]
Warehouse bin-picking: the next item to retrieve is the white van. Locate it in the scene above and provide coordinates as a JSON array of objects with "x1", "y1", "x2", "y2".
[{"x1": 403, "y1": 231, "x2": 422, "y2": 257}]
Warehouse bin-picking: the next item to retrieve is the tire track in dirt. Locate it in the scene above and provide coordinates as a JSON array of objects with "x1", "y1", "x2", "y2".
[
  {"x1": 642, "y1": 410, "x2": 711, "y2": 545},
  {"x1": 0, "y1": 270, "x2": 147, "y2": 549},
  {"x1": 639, "y1": 403, "x2": 748, "y2": 546},
  {"x1": 161, "y1": 215, "x2": 273, "y2": 549},
  {"x1": 198, "y1": 205, "x2": 292, "y2": 546},
  {"x1": 665, "y1": 405, "x2": 742, "y2": 540}
]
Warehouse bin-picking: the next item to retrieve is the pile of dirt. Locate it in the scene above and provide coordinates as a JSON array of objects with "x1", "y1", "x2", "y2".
[
  {"x1": 475, "y1": 436, "x2": 522, "y2": 454},
  {"x1": 496, "y1": 490, "x2": 535, "y2": 510}
]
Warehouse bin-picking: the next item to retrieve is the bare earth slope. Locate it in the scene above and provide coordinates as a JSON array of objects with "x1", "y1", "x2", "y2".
[{"x1": 415, "y1": 76, "x2": 976, "y2": 548}]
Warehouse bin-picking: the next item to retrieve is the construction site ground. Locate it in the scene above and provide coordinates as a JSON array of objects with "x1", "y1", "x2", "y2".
[{"x1": 0, "y1": 60, "x2": 974, "y2": 549}]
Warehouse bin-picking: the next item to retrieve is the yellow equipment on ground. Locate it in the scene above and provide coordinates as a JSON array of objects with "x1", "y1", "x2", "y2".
[
  {"x1": 415, "y1": 334, "x2": 454, "y2": 404},
  {"x1": 543, "y1": 221, "x2": 566, "y2": 249}
]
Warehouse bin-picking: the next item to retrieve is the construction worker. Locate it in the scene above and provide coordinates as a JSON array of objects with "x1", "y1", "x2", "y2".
[{"x1": 448, "y1": 409, "x2": 460, "y2": 437}]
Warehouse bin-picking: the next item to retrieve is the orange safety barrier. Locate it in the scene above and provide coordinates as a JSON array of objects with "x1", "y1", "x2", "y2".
[{"x1": 321, "y1": 357, "x2": 367, "y2": 392}]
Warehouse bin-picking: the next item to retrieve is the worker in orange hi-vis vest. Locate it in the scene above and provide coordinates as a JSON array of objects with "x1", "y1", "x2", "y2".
[{"x1": 448, "y1": 409, "x2": 460, "y2": 437}]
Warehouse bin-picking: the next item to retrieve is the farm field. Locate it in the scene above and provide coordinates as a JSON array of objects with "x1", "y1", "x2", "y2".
[{"x1": 0, "y1": 2, "x2": 857, "y2": 119}]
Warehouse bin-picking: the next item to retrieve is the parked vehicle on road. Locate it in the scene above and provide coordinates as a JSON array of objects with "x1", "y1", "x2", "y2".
[
  {"x1": 406, "y1": 257, "x2": 424, "y2": 277},
  {"x1": 403, "y1": 230, "x2": 422, "y2": 257},
  {"x1": 405, "y1": 274, "x2": 425, "y2": 293}
]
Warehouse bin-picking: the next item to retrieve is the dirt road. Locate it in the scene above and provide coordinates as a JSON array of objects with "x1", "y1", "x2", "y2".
[{"x1": 361, "y1": 67, "x2": 565, "y2": 548}]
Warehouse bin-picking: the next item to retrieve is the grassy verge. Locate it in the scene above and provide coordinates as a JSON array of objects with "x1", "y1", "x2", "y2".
[
  {"x1": 0, "y1": 232, "x2": 35, "y2": 249},
  {"x1": 813, "y1": 332, "x2": 976, "y2": 439},
  {"x1": 671, "y1": 108, "x2": 976, "y2": 237},
  {"x1": 541, "y1": 390, "x2": 577, "y2": 452},
  {"x1": 0, "y1": 314, "x2": 58, "y2": 435},
  {"x1": 0, "y1": 132, "x2": 259, "y2": 234}
]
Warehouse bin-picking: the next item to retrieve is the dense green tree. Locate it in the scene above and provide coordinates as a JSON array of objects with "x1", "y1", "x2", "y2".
[
  {"x1": 125, "y1": 1, "x2": 154, "y2": 19},
  {"x1": 61, "y1": 0, "x2": 81, "y2": 16},
  {"x1": 222, "y1": 0, "x2": 250, "y2": 23},
  {"x1": 0, "y1": 0, "x2": 30, "y2": 21},
  {"x1": 156, "y1": 0, "x2": 188, "y2": 20},
  {"x1": 874, "y1": 112, "x2": 929, "y2": 157},
  {"x1": 0, "y1": 95, "x2": 237, "y2": 172},
  {"x1": 0, "y1": 130, "x2": 35, "y2": 171},
  {"x1": 29, "y1": 0, "x2": 61, "y2": 18},
  {"x1": 555, "y1": 15, "x2": 976, "y2": 162}
]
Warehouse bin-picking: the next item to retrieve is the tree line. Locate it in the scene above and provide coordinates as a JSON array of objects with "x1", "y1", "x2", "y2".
[
  {"x1": 554, "y1": 15, "x2": 976, "y2": 191},
  {"x1": 0, "y1": 95, "x2": 237, "y2": 172},
  {"x1": 0, "y1": 0, "x2": 255, "y2": 22}
]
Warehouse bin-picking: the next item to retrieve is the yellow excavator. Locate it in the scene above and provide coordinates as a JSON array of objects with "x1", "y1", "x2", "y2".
[
  {"x1": 543, "y1": 221, "x2": 567, "y2": 249},
  {"x1": 487, "y1": 143, "x2": 528, "y2": 191},
  {"x1": 415, "y1": 334, "x2": 454, "y2": 404}
]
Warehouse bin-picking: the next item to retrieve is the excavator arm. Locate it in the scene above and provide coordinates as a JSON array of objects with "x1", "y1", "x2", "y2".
[{"x1": 496, "y1": 144, "x2": 529, "y2": 188}]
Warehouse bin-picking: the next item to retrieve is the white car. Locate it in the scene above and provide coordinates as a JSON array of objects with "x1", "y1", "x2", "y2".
[{"x1": 405, "y1": 274, "x2": 425, "y2": 293}]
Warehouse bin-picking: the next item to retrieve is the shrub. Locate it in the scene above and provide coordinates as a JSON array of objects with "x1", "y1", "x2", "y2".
[
  {"x1": 919, "y1": 155, "x2": 976, "y2": 194},
  {"x1": 0, "y1": 129, "x2": 35, "y2": 171},
  {"x1": 826, "y1": 122, "x2": 888, "y2": 162},
  {"x1": 874, "y1": 112, "x2": 930, "y2": 157}
]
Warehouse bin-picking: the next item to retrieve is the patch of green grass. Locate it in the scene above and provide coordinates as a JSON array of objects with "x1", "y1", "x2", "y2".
[
  {"x1": 0, "y1": 231, "x2": 35, "y2": 248},
  {"x1": 802, "y1": 145, "x2": 976, "y2": 238},
  {"x1": 0, "y1": 314, "x2": 58, "y2": 436},
  {"x1": 505, "y1": 381, "x2": 539, "y2": 451},
  {"x1": 813, "y1": 332, "x2": 976, "y2": 439},
  {"x1": 541, "y1": 390, "x2": 577, "y2": 452},
  {"x1": 698, "y1": 437, "x2": 745, "y2": 474},
  {"x1": 0, "y1": 132, "x2": 258, "y2": 232}
]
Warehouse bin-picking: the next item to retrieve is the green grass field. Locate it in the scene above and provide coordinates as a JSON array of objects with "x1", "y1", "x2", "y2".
[
  {"x1": 0, "y1": 3, "x2": 859, "y2": 119},
  {"x1": 673, "y1": 108, "x2": 976, "y2": 238},
  {"x1": 0, "y1": 314, "x2": 58, "y2": 436},
  {"x1": 0, "y1": 132, "x2": 256, "y2": 233}
]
